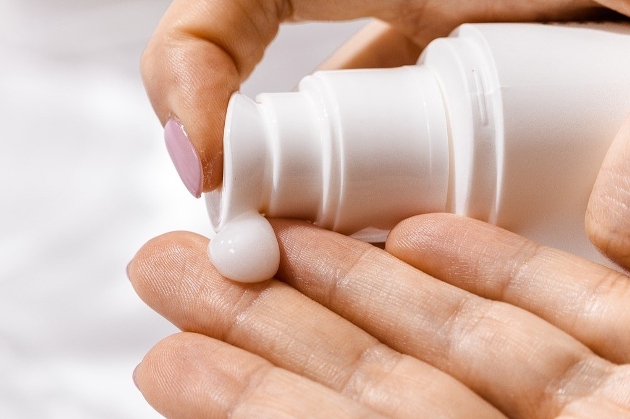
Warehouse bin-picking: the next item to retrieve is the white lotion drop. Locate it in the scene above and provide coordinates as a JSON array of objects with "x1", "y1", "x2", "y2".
[{"x1": 208, "y1": 212, "x2": 280, "y2": 283}]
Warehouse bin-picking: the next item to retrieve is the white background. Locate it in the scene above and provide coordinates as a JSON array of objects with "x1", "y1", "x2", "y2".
[{"x1": 0, "y1": 1, "x2": 366, "y2": 417}]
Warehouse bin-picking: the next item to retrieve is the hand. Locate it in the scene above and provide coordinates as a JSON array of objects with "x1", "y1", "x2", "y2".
[
  {"x1": 128, "y1": 214, "x2": 630, "y2": 418},
  {"x1": 141, "y1": 0, "x2": 628, "y2": 197}
]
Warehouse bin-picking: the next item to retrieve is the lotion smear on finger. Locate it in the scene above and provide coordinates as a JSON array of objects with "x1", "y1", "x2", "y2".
[{"x1": 208, "y1": 212, "x2": 280, "y2": 283}]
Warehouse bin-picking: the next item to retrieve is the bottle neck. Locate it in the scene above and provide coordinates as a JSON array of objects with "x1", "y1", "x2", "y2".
[{"x1": 207, "y1": 66, "x2": 451, "y2": 235}]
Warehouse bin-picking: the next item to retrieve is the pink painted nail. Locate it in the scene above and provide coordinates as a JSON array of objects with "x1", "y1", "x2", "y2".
[{"x1": 164, "y1": 118, "x2": 203, "y2": 198}]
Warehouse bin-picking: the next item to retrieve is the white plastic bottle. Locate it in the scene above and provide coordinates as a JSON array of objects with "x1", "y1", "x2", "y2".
[{"x1": 207, "y1": 22, "x2": 630, "y2": 282}]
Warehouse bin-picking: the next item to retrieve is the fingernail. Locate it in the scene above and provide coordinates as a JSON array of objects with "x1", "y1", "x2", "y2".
[
  {"x1": 164, "y1": 118, "x2": 203, "y2": 198},
  {"x1": 133, "y1": 364, "x2": 140, "y2": 390}
]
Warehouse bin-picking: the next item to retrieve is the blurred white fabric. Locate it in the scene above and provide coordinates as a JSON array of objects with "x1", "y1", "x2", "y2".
[{"x1": 0, "y1": 1, "x2": 366, "y2": 417}]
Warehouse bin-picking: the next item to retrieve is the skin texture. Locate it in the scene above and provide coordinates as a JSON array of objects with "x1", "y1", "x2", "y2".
[
  {"x1": 128, "y1": 215, "x2": 630, "y2": 418},
  {"x1": 587, "y1": 114, "x2": 630, "y2": 266}
]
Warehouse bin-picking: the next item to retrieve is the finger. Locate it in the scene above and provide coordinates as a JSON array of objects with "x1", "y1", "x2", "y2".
[
  {"x1": 135, "y1": 332, "x2": 386, "y2": 419},
  {"x1": 386, "y1": 214, "x2": 630, "y2": 365},
  {"x1": 318, "y1": 2, "x2": 624, "y2": 72},
  {"x1": 317, "y1": 20, "x2": 422, "y2": 70},
  {"x1": 595, "y1": 0, "x2": 630, "y2": 16},
  {"x1": 272, "y1": 220, "x2": 626, "y2": 419},
  {"x1": 587, "y1": 114, "x2": 630, "y2": 268},
  {"x1": 311, "y1": 0, "x2": 613, "y2": 82},
  {"x1": 141, "y1": 0, "x2": 273, "y2": 194},
  {"x1": 129, "y1": 231, "x2": 505, "y2": 419}
]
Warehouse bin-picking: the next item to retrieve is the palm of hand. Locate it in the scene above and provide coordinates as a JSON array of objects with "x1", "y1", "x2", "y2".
[{"x1": 128, "y1": 214, "x2": 630, "y2": 418}]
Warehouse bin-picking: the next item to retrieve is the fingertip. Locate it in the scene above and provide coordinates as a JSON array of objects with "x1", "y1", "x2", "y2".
[
  {"x1": 586, "y1": 113, "x2": 630, "y2": 268},
  {"x1": 157, "y1": 45, "x2": 235, "y2": 194},
  {"x1": 128, "y1": 231, "x2": 211, "y2": 304},
  {"x1": 585, "y1": 195, "x2": 624, "y2": 266},
  {"x1": 384, "y1": 215, "x2": 416, "y2": 255},
  {"x1": 386, "y1": 213, "x2": 517, "y2": 283},
  {"x1": 141, "y1": 30, "x2": 237, "y2": 194},
  {"x1": 133, "y1": 333, "x2": 214, "y2": 418},
  {"x1": 317, "y1": 19, "x2": 421, "y2": 71},
  {"x1": 385, "y1": 213, "x2": 457, "y2": 254}
]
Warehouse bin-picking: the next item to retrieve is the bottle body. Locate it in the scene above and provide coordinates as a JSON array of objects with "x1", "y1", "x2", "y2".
[
  {"x1": 207, "y1": 22, "x2": 630, "y2": 262},
  {"x1": 428, "y1": 22, "x2": 630, "y2": 258}
]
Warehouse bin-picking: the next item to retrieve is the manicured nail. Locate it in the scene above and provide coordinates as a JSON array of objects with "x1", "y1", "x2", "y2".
[{"x1": 164, "y1": 118, "x2": 203, "y2": 198}]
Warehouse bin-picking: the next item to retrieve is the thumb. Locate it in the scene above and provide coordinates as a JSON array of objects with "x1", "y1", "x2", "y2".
[
  {"x1": 140, "y1": 0, "x2": 277, "y2": 197},
  {"x1": 586, "y1": 113, "x2": 630, "y2": 267}
]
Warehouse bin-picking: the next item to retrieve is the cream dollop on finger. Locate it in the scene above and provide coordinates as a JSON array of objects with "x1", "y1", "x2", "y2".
[{"x1": 208, "y1": 212, "x2": 280, "y2": 283}]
